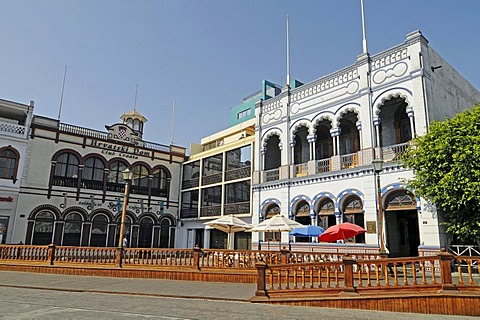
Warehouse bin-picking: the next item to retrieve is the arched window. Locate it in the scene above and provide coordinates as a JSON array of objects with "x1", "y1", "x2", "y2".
[
  {"x1": 264, "y1": 135, "x2": 281, "y2": 170},
  {"x1": 131, "y1": 165, "x2": 149, "y2": 195},
  {"x1": 293, "y1": 126, "x2": 309, "y2": 165},
  {"x1": 152, "y1": 167, "x2": 169, "y2": 197},
  {"x1": 316, "y1": 198, "x2": 336, "y2": 229},
  {"x1": 138, "y1": 217, "x2": 154, "y2": 248},
  {"x1": 315, "y1": 121, "x2": 333, "y2": 160},
  {"x1": 159, "y1": 218, "x2": 174, "y2": 248},
  {"x1": 32, "y1": 211, "x2": 55, "y2": 245},
  {"x1": 53, "y1": 152, "x2": 79, "y2": 187},
  {"x1": 294, "y1": 200, "x2": 311, "y2": 242},
  {"x1": 107, "y1": 161, "x2": 127, "y2": 192},
  {"x1": 82, "y1": 157, "x2": 104, "y2": 190},
  {"x1": 0, "y1": 147, "x2": 20, "y2": 182},
  {"x1": 90, "y1": 214, "x2": 108, "y2": 247},
  {"x1": 341, "y1": 196, "x2": 365, "y2": 243},
  {"x1": 62, "y1": 213, "x2": 82, "y2": 246}
]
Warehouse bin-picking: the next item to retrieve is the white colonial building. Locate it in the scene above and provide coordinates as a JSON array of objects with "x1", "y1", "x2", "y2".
[
  {"x1": 12, "y1": 109, "x2": 186, "y2": 248},
  {"x1": 0, "y1": 99, "x2": 34, "y2": 244},
  {"x1": 252, "y1": 31, "x2": 480, "y2": 257}
]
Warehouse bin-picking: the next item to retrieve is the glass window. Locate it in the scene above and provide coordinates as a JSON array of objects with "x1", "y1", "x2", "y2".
[
  {"x1": 181, "y1": 190, "x2": 199, "y2": 218},
  {"x1": 54, "y1": 153, "x2": 79, "y2": 178},
  {"x1": 132, "y1": 165, "x2": 149, "y2": 187},
  {"x1": 32, "y1": 211, "x2": 55, "y2": 245},
  {"x1": 138, "y1": 217, "x2": 154, "y2": 248},
  {"x1": 226, "y1": 146, "x2": 251, "y2": 171},
  {"x1": 63, "y1": 213, "x2": 82, "y2": 246},
  {"x1": 202, "y1": 186, "x2": 222, "y2": 207},
  {"x1": 203, "y1": 154, "x2": 223, "y2": 177},
  {"x1": 82, "y1": 157, "x2": 104, "y2": 190},
  {"x1": 90, "y1": 214, "x2": 108, "y2": 247},
  {"x1": 152, "y1": 167, "x2": 169, "y2": 196},
  {"x1": 0, "y1": 147, "x2": 19, "y2": 180},
  {"x1": 225, "y1": 181, "x2": 250, "y2": 204},
  {"x1": 182, "y1": 161, "x2": 200, "y2": 181}
]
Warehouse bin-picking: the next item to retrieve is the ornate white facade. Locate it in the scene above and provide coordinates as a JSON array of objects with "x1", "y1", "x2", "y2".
[{"x1": 252, "y1": 31, "x2": 480, "y2": 256}]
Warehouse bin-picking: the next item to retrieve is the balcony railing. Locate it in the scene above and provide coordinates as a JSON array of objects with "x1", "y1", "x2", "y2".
[
  {"x1": 382, "y1": 142, "x2": 408, "y2": 163},
  {"x1": 202, "y1": 173, "x2": 222, "y2": 186},
  {"x1": 0, "y1": 121, "x2": 26, "y2": 138},
  {"x1": 264, "y1": 168, "x2": 279, "y2": 182},
  {"x1": 294, "y1": 163, "x2": 308, "y2": 177},
  {"x1": 224, "y1": 202, "x2": 250, "y2": 215},
  {"x1": 316, "y1": 158, "x2": 330, "y2": 173},
  {"x1": 180, "y1": 208, "x2": 198, "y2": 219},
  {"x1": 200, "y1": 205, "x2": 222, "y2": 217},
  {"x1": 225, "y1": 166, "x2": 251, "y2": 181},
  {"x1": 341, "y1": 153, "x2": 358, "y2": 169},
  {"x1": 182, "y1": 178, "x2": 199, "y2": 190}
]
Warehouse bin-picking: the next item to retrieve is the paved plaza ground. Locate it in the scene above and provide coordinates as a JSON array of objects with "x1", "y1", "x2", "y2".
[{"x1": 0, "y1": 270, "x2": 476, "y2": 319}]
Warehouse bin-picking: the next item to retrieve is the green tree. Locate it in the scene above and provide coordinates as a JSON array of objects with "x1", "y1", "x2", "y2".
[{"x1": 403, "y1": 104, "x2": 480, "y2": 244}]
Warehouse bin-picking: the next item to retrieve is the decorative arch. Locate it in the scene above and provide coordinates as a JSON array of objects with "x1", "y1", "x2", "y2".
[
  {"x1": 312, "y1": 113, "x2": 335, "y2": 131},
  {"x1": 152, "y1": 164, "x2": 172, "y2": 179},
  {"x1": 113, "y1": 210, "x2": 138, "y2": 224},
  {"x1": 107, "y1": 157, "x2": 130, "y2": 167},
  {"x1": 82, "y1": 153, "x2": 108, "y2": 167},
  {"x1": 51, "y1": 148, "x2": 83, "y2": 162},
  {"x1": 61, "y1": 206, "x2": 88, "y2": 221},
  {"x1": 29, "y1": 204, "x2": 61, "y2": 220},
  {"x1": 372, "y1": 88, "x2": 412, "y2": 116},
  {"x1": 159, "y1": 214, "x2": 176, "y2": 226},
  {"x1": 261, "y1": 128, "x2": 283, "y2": 148},
  {"x1": 290, "y1": 119, "x2": 312, "y2": 136},
  {"x1": 130, "y1": 161, "x2": 153, "y2": 175},
  {"x1": 335, "y1": 103, "x2": 361, "y2": 126},
  {"x1": 289, "y1": 195, "x2": 312, "y2": 214},
  {"x1": 337, "y1": 189, "x2": 364, "y2": 213},
  {"x1": 138, "y1": 212, "x2": 159, "y2": 225},
  {"x1": 89, "y1": 208, "x2": 115, "y2": 222}
]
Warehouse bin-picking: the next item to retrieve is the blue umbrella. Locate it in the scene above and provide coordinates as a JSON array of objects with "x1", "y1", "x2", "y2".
[{"x1": 290, "y1": 225, "x2": 325, "y2": 237}]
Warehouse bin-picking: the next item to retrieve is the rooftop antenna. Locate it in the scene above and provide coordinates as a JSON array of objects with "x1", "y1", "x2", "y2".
[
  {"x1": 286, "y1": 15, "x2": 291, "y2": 87},
  {"x1": 170, "y1": 99, "x2": 176, "y2": 145},
  {"x1": 360, "y1": 0, "x2": 369, "y2": 54},
  {"x1": 133, "y1": 84, "x2": 139, "y2": 111},
  {"x1": 57, "y1": 65, "x2": 67, "y2": 121}
]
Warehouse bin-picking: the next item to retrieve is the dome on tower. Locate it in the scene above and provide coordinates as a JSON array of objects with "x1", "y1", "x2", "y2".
[{"x1": 120, "y1": 109, "x2": 147, "y2": 138}]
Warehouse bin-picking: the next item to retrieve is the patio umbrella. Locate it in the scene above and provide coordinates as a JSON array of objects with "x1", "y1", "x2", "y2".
[
  {"x1": 290, "y1": 225, "x2": 325, "y2": 237},
  {"x1": 290, "y1": 225, "x2": 325, "y2": 251},
  {"x1": 318, "y1": 222, "x2": 367, "y2": 243},
  {"x1": 249, "y1": 215, "x2": 304, "y2": 250},
  {"x1": 204, "y1": 215, "x2": 252, "y2": 250}
]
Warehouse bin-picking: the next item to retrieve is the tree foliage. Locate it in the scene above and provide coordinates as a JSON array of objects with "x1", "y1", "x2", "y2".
[{"x1": 403, "y1": 104, "x2": 480, "y2": 243}]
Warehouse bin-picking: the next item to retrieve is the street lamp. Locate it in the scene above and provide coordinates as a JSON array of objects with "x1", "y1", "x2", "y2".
[
  {"x1": 118, "y1": 168, "x2": 133, "y2": 248},
  {"x1": 372, "y1": 158, "x2": 386, "y2": 254}
]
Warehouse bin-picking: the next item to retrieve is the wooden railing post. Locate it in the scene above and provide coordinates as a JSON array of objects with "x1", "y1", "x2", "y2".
[
  {"x1": 342, "y1": 254, "x2": 356, "y2": 293},
  {"x1": 255, "y1": 261, "x2": 268, "y2": 297},
  {"x1": 47, "y1": 243, "x2": 56, "y2": 266},
  {"x1": 115, "y1": 247, "x2": 123, "y2": 268},
  {"x1": 193, "y1": 245, "x2": 201, "y2": 270},
  {"x1": 438, "y1": 247, "x2": 456, "y2": 291},
  {"x1": 280, "y1": 247, "x2": 290, "y2": 264},
  {"x1": 16, "y1": 245, "x2": 24, "y2": 259}
]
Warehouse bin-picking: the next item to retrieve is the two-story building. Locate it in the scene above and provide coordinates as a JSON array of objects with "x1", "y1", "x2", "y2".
[
  {"x1": 12, "y1": 108, "x2": 186, "y2": 248},
  {"x1": 252, "y1": 31, "x2": 480, "y2": 257}
]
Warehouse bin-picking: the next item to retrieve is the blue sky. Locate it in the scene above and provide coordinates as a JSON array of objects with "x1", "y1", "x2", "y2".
[{"x1": 1, "y1": 0, "x2": 479, "y2": 151}]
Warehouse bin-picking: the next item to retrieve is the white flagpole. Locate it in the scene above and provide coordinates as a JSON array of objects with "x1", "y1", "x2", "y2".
[
  {"x1": 57, "y1": 65, "x2": 67, "y2": 121},
  {"x1": 170, "y1": 99, "x2": 176, "y2": 145},
  {"x1": 286, "y1": 15, "x2": 290, "y2": 87},
  {"x1": 360, "y1": 0, "x2": 368, "y2": 54}
]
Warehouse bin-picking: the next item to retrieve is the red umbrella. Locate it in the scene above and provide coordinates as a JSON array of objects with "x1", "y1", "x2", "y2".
[{"x1": 318, "y1": 222, "x2": 367, "y2": 242}]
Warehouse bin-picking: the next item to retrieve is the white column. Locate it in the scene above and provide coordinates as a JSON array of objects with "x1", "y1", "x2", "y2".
[
  {"x1": 406, "y1": 106, "x2": 416, "y2": 137},
  {"x1": 356, "y1": 121, "x2": 363, "y2": 150},
  {"x1": 373, "y1": 116, "x2": 381, "y2": 148}
]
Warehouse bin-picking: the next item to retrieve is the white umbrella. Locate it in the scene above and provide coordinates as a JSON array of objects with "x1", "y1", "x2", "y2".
[
  {"x1": 204, "y1": 215, "x2": 252, "y2": 250},
  {"x1": 249, "y1": 215, "x2": 304, "y2": 250}
]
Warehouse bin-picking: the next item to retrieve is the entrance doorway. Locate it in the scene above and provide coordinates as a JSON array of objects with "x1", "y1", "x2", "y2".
[
  {"x1": 384, "y1": 190, "x2": 420, "y2": 257},
  {"x1": 386, "y1": 210, "x2": 420, "y2": 257}
]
